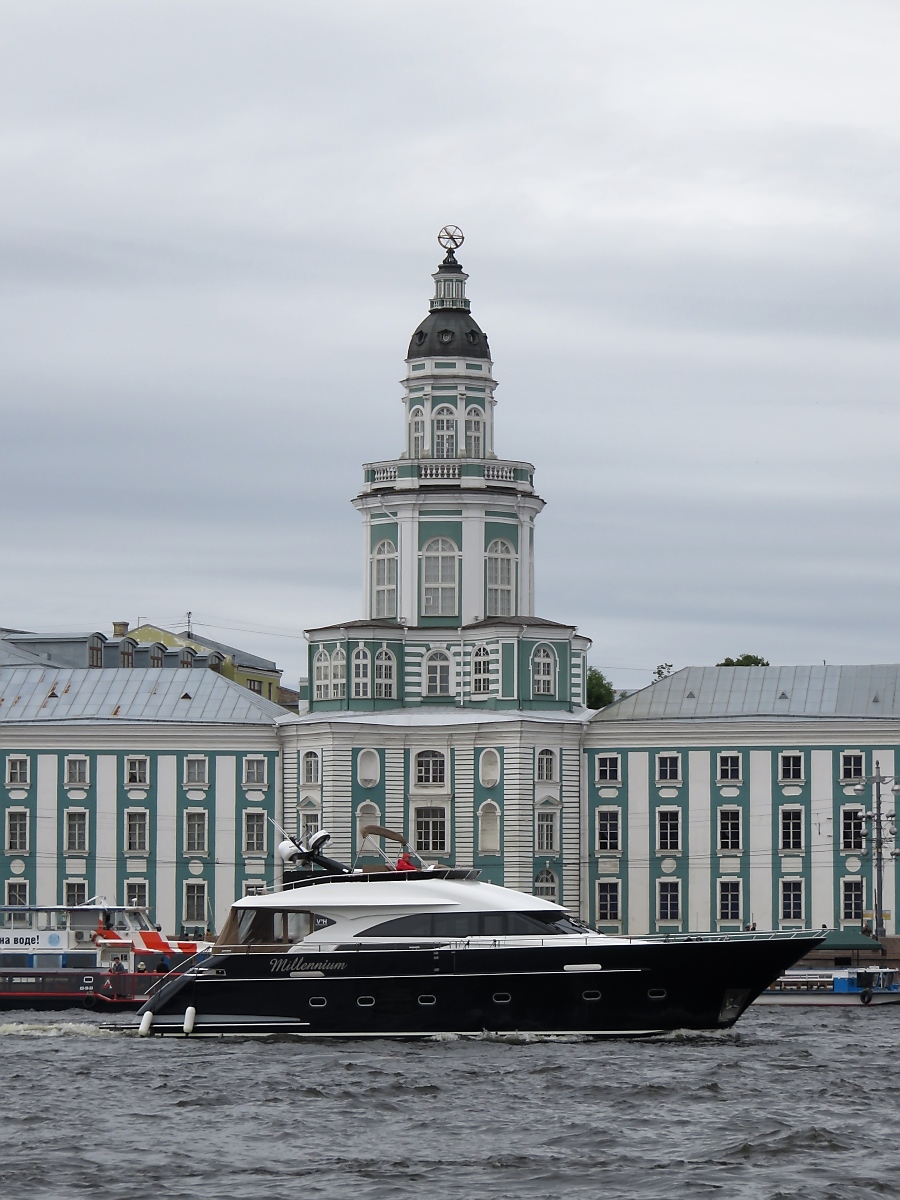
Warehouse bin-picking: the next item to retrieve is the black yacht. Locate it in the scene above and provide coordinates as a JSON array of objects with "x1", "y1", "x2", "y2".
[{"x1": 133, "y1": 828, "x2": 824, "y2": 1038}]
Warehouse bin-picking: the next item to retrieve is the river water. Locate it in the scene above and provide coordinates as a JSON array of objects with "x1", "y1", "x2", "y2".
[{"x1": 1, "y1": 1006, "x2": 898, "y2": 1200}]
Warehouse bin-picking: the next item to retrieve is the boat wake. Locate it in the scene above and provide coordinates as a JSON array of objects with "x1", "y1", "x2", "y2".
[{"x1": 0, "y1": 1018, "x2": 110, "y2": 1038}]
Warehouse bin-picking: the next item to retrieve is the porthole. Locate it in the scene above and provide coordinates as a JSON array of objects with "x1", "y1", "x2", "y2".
[
  {"x1": 492, "y1": 992, "x2": 511, "y2": 1004},
  {"x1": 357, "y1": 996, "x2": 375, "y2": 1008},
  {"x1": 418, "y1": 995, "x2": 436, "y2": 1006},
  {"x1": 582, "y1": 990, "x2": 601, "y2": 1001},
  {"x1": 648, "y1": 988, "x2": 667, "y2": 1000},
  {"x1": 309, "y1": 996, "x2": 327, "y2": 1007}
]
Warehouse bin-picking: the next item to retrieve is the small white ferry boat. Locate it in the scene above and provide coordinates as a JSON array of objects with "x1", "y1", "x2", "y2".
[{"x1": 756, "y1": 967, "x2": 900, "y2": 1007}]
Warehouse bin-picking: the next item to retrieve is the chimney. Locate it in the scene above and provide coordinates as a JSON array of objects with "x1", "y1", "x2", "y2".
[{"x1": 112, "y1": 621, "x2": 129, "y2": 638}]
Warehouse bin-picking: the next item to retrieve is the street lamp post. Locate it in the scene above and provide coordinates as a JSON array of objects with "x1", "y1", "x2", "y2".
[{"x1": 853, "y1": 760, "x2": 899, "y2": 941}]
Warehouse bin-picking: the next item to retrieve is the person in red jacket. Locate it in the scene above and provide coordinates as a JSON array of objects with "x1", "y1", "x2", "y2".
[{"x1": 396, "y1": 851, "x2": 418, "y2": 871}]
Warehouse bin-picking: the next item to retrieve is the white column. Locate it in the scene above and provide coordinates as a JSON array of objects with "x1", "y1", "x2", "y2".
[
  {"x1": 215, "y1": 756, "x2": 237, "y2": 934},
  {"x1": 688, "y1": 751, "x2": 711, "y2": 931},
  {"x1": 626, "y1": 752, "x2": 650, "y2": 934},
  {"x1": 877, "y1": 749, "x2": 895, "y2": 935},
  {"x1": 35, "y1": 754, "x2": 58, "y2": 905},
  {"x1": 95, "y1": 755, "x2": 118, "y2": 903},
  {"x1": 156, "y1": 755, "x2": 177, "y2": 936},
  {"x1": 749, "y1": 750, "x2": 773, "y2": 929},
  {"x1": 810, "y1": 749, "x2": 835, "y2": 928}
]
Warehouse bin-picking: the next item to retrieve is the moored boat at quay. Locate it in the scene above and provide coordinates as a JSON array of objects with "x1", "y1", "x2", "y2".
[
  {"x1": 130, "y1": 828, "x2": 825, "y2": 1038},
  {"x1": 756, "y1": 967, "x2": 900, "y2": 1007}
]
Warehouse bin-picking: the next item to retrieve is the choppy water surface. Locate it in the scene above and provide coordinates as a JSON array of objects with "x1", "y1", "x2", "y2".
[{"x1": 2, "y1": 1007, "x2": 899, "y2": 1199}]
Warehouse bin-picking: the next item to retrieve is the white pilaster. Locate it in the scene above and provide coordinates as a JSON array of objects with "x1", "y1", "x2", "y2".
[
  {"x1": 95, "y1": 755, "x2": 117, "y2": 903},
  {"x1": 35, "y1": 754, "x2": 58, "y2": 906},
  {"x1": 215, "y1": 756, "x2": 236, "y2": 933},
  {"x1": 688, "y1": 751, "x2": 711, "y2": 931},
  {"x1": 156, "y1": 755, "x2": 177, "y2": 937},
  {"x1": 810, "y1": 749, "x2": 835, "y2": 928},
  {"x1": 749, "y1": 750, "x2": 773, "y2": 930},
  {"x1": 877, "y1": 748, "x2": 895, "y2": 935},
  {"x1": 626, "y1": 752, "x2": 650, "y2": 934}
]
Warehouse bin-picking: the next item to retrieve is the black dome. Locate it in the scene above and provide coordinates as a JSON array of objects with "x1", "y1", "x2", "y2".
[{"x1": 407, "y1": 309, "x2": 491, "y2": 361}]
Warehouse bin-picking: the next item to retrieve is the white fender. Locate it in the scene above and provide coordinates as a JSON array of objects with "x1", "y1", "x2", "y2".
[
  {"x1": 138, "y1": 1011, "x2": 154, "y2": 1037},
  {"x1": 183, "y1": 1006, "x2": 196, "y2": 1035}
]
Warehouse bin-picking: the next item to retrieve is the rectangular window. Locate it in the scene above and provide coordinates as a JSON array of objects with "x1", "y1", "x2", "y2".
[
  {"x1": 244, "y1": 812, "x2": 266, "y2": 854},
  {"x1": 126, "y1": 757, "x2": 148, "y2": 786},
  {"x1": 185, "y1": 758, "x2": 208, "y2": 786},
  {"x1": 303, "y1": 753, "x2": 319, "y2": 785},
  {"x1": 536, "y1": 750, "x2": 555, "y2": 782},
  {"x1": 841, "y1": 808, "x2": 865, "y2": 851},
  {"x1": 780, "y1": 808, "x2": 803, "y2": 851},
  {"x1": 185, "y1": 810, "x2": 208, "y2": 854},
  {"x1": 596, "y1": 755, "x2": 620, "y2": 783},
  {"x1": 657, "y1": 809, "x2": 680, "y2": 852},
  {"x1": 6, "y1": 810, "x2": 29, "y2": 853},
  {"x1": 657, "y1": 755, "x2": 680, "y2": 782},
  {"x1": 718, "y1": 754, "x2": 740, "y2": 781},
  {"x1": 247, "y1": 679, "x2": 263, "y2": 694},
  {"x1": 536, "y1": 811, "x2": 558, "y2": 853},
  {"x1": 65, "y1": 810, "x2": 88, "y2": 854},
  {"x1": 244, "y1": 758, "x2": 266, "y2": 786},
  {"x1": 6, "y1": 757, "x2": 29, "y2": 786},
  {"x1": 65, "y1": 880, "x2": 87, "y2": 907},
  {"x1": 597, "y1": 809, "x2": 620, "y2": 853},
  {"x1": 781, "y1": 879, "x2": 803, "y2": 921},
  {"x1": 842, "y1": 878, "x2": 863, "y2": 922},
  {"x1": 243, "y1": 882, "x2": 267, "y2": 897},
  {"x1": 66, "y1": 757, "x2": 88, "y2": 786},
  {"x1": 125, "y1": 880, "x2": 147, "y2": 909},
  {"x1": 184, "y1": 882, "x2": 207, "y2": 924},
  {"x1": 6, "y1": 880, "x2": 28, "y2": 906},
  {"x1": 719, "y1": 880, "x2": 741, "y2": 922},
  {"x1": 300, "y1": 810, "x2": 320, "y2": 844},
  {"x1": 780, "y1": 753, "x2": 803, "y2": 781},
  {"x1": 375, "y1": 653, "x2": 395, "y2": 699},
  {"x1": 841, "y1": 753, "x2": 864, "y2": 780},
  {"x1": 658, "y1": 880, "x2": 680, "y2": 922},
  {"x1": 415, "y1": 807, "x2": 446, "y2": 853},
  {"x1": 126, "y1": 810, "x2": 148, "y2": 854},
  {"x1": 718, "y1": 809, "x2": 741, "y2": 852},
  {"x1": 597, "y1": 880, "x2": 620, "y2": 923}
]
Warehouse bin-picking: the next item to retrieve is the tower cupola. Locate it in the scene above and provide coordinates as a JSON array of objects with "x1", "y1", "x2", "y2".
[{"x1": 407, "y1": 227, "x2": 491, "y2": 361}]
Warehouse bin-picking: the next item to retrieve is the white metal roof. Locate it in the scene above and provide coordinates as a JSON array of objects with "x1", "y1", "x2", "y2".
[{"x1": 236, "y1": 875, "x2": 562, "y2": 914}]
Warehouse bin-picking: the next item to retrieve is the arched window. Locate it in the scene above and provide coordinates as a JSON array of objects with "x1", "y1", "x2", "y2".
[
  {"x1": 478, "y1": 802, "x2": 501, "y2": 855},
  {"x1": 416, "y1": 750, "x2": 445, "y2": 785},
  {"x1": 535, "y1": 868, "x2": 558, "y2": 901},
  {"x1": 433, "y1": 406, "x2": 456, "y2": 459},
  {"x1": 357, "y1": 801, "x2": 381, "y2": 850},
  {"x1": 425, "y1": 650, "x2": 452, "y2": 696},
  {"x1": 479, "y1": 748, "x2": 501, "y2": 788},
  {"x1": 375, "y1": 648, "x2": 395, "y2": 699},
  {"x1": 331, "y1": 647, "x2": 346, "y2": 700},
  {"x1": 302, "y1": 752, "x2": 319, "y2": 785},
  {"x1": 352, "y1": 647, "x2": 370, "y2": 699},
  {"x1": 313, "y1": 650, "x2": 330, "y2": 700},
  {"x1": 465, "y1": 408, "x2": 483, "y2": 458},
  {"x1": 486, "y1": 539, "x2": 514, "y2": 617},
  {"x1": 409, "y1": 407, "x2": 425, "y2": 458},
  {"x1": 472, "y1": 645, "x2": 491, "y2": 695},
  {"x1": 422, "y1": 538, "x2": 458, "y2": 616},
  {"x1": 532, "y1": 646, "x2": 556, "y2": 697},
  {"x1": 357, "y1": 749, "x2": 380, "y2": 788},
  {"x1": 536, "y1": 749, "x2": 555, "y2": 782},
  {"x1": 372, "y1": 540, "x2": 397, "y2": 618}
]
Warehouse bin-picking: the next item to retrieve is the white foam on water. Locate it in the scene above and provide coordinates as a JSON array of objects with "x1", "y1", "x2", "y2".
[{"x1": 0, "y1": 1019, "x2": 111, "y2": 1038}]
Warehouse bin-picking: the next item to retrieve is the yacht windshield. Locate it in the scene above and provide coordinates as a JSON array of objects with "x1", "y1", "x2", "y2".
[{"x1": 359, "y1": 910, "x2": 593, "y2": 938}]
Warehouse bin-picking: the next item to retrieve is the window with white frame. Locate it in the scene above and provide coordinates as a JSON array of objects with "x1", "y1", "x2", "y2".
[
  {"x1": 841, "y1": 807, "x2": 865, "y2": 851},
  {"x1": 65, "y1": 810, "x2": 88, "y2": 855},
  {"x1": 536, "y1": 749, "x2": 555, "y2": 782},
  {"x1": 780, "y1": 808, "x2": 803, "y2": 851},
  {"x1": 244, "y1": 757, "x2": 266, "y2": 786},
  {"x1": 65, "y1": 757, "x2": 88, "y2": 786},
  {"x1": 425, "y1": 650, "x2": 452, "y2": 696},
  {"x1": 6, "y1": 880, "x2": 28, "y2": 906},
  {"x1": 314, "y1": 650, "x2": 331, "y2": 700},
  {"x1": 780, "y1": 753, "x2": 803, "y2": 781},
  {"x1": 486, "y1": 539, "x2": 514, "y2": 617},
  {"x1": 597, "y1": 808, "x2": 620, "y2": 853},
  {"x1": 532, "y1": 646, "x2": 555, "y2": 697},
  {"x1": 536, "y1": 809, "x2": 558, "y2": 853},
  {"x1": 781, "y1": 879, "x2": 803, "y2": 921},
  {"x1": 415, "y1": 750, "x2": 445, "y2": 786},
  {"x1": 422, "y1": 539, "x2": 458, "y2": 616},
  {"x1": 478, "y1": 802, "x2": 500, "y2": 854},
  {"x1": 841, "y1": 753, "x2": 864, "y2": 780},
  {"x1": 125, "y1": 880, "x2": 147, "y2": 909},
  {"x1": 300, "y1": 808, "x2": 320, "y2": 844},
  {"x1": 409, "y1": 408, "x2": 425, "y2": 458},
  {"x1": 842, "y1": 878, "x2": 863, "y2": 922},
  {"x1": 6, "y1": 757, "x2": 29, "y2": 786},
  {"x1": 372, "y1": 540, "x2": 398, "y2": 619},
  {"x1": 65, "y1": 880, "x2": 87, "y2": 907},
  {"x1": 657, "y1": 754, "x2": 680, "y2": 782},
  {"x1": 415, "y1": 806, "x2": 447, "y2": 853},
  {"x1": 331, "y1": 648, "x2": 346, "y2": 699},
  {"x1": 472, "y1": 645, "x2": 491, "y2": 694},
  {"x1": 479, "y1": 748, "x2": 500, "y2": 788},
  {"x1": 534, "y1": 868, "x2": 558, "y2": 901},
  {"x1": 185, "y1": 810, "x2": 208, "y2": 854},
  {"x1": 6, "y1": 810, "x2": 29, "y2": 853},
  {"x1": 247, "y1": 679, "x2": 263, "y2": 694},
  {"x1": 126, "y1": 810, "x2": 148, "y2": 854},
  {"x1": 243, "y1": 881, "x2": 267, "y2": 897},
  {"x1": 243, "y1": 811, "x2": 266, "y2": 854},
  {"x1": 126, "y1": 757, "x2": 148, "y2": 786},
  {"x1": 658, "y1": 879, "x2": 680, "y2": 921},
  {"x1": 303, "y1": 752, "x2": 319, "y2": 785},
  {"x1": 719, "y1": 879, "x2": 741, "y2": 922},
  {"x1": 657, "y1": 809, "x2": 680, "y2": 852},
  {"x1": 433, "y1": 406, "x2": 456, "y2": 458},
  {"x1": 464, "y1": 408, "x2": 483, "y2": 458},
  {"x1": 597, "y1": 880, "x2": 620, "y2": 923},
  {"x1": 718, "y1": 808, "x2": 741, "y2": 852},
  {"x1": 596, "y1": 755, "x2": 620, "y2": 783},
  {"x1": 184, "y1": 881, "x2": 207, "y2": 925},
  {"x1": 352, "y1": 648, "x2": 371, "y2": 699},
  {"x1": 185, "y1": 757, "x2": 208, "y2": 787},
  {"x1": 718, "y1": 754, "x2": 741, "y2": 781},
  {"x1": 374, "y1": 648, "x2": 396, "y2": 699}
]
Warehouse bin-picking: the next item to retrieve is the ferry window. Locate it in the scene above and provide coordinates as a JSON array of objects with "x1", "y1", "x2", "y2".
[
  {"x1": 842, "y1": 879, "x2": 863, "y2": 922},
  {"x1": 65, "y1": 880, "x2": 87, "y2": 907},
  {"x1": 126, "y1": 810, "x2": 148, "y2": 854},
  {"x1": 244, "y1": 812, "x2": 266, "y2": 854},
  {"x1": 841, "y1": 753, "x2": 864, "y2": 780},
  {"x1": 66, "y1": 757, "x2": 88, "y2": 786},
  {"x1": 597, "y1": 880, "x2": 620, "y2": 923},
  {"x1": 65, "y1": 810, "x2": 88, "y2": 854},
  {"x1": 597, "y1": 808, "x2": 620, "y2": 853},
  {"x1": 718, "y1": 754, "x2": 740, "y2": 781},
  {"x1": 415, "y1": 750, "x2": 445, "y2": 786},
  {"x1": 596, "y1": 756, "x2": 619, "y2": 783},
  {"x1": 184, "y1": 882, "x2": 207, "y2": 924},
  {"x1": 658, "y1": 880, "x2": 680, "y2": 921},
  {"x1": 780, "y1": 808, "x2": 803, "y2": 851},
  {"x1": 126, "y1": 881, "x2": 148, "y2": 909},
  {"x1": 7, "y1": 757, "x2": 29, "y2": 786},
  {"x1": 718, "y1": 809, "x2": 741, "y2": 852},
  {"x1": 6, "y1": 809, "x2": 29, "y2": 853},
  {"x1": 780, "y1": 753, "x2": 803, "y2": 781},
  {"x1": 536, "y1": 810, "x2": 558, "y2": 853},
  {"x1": 781, "y1": 879, "x2": 803, "y2": 921},
  {"x1": 657, "y1": 755, "x2": 680, "y2": 782},
  {"x1": 536, "y1": 749, "x2": 555, "y2": 782},
  {"x1": 244, "y1": 758, "x2": 267, "y2": 787},
  {"x1": 126, "y1": 757, "x2": 148, "y2": 786},
  {"x1": 841, "y1": 809, "x2": 865, "y2": 851},
  {"x1": 534, "y1": 868, "x2": 558, "y2": 901},
  {"x1": 185, "y1": 757, "x2": 208, "y2": 786},
  {"x1": 185, "y1": 810, "x2": 208, "y2": 854},
  {"x1": 657, "y1": 809, "x2": 680, "y2": 852},
  {"x1": 415, "y1": 806, "x2": 446, "y2": 853},
  {"x1": 303, "y1": 752, "x2": 319, "y2": 785},
  {"x1": 5, "y1": 880, "x2": 28, "y2": 906},
  {"x1": 719, "y1": 880, "x2": 741, "y2": 922},
  {"x1": 359, "y1": 910, "x2": 573, "y2": 938}
]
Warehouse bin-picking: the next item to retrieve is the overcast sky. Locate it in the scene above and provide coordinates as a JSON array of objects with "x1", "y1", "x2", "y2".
[{"x1": 2, "y1": 1, "x2": 900, "y2": 692}]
